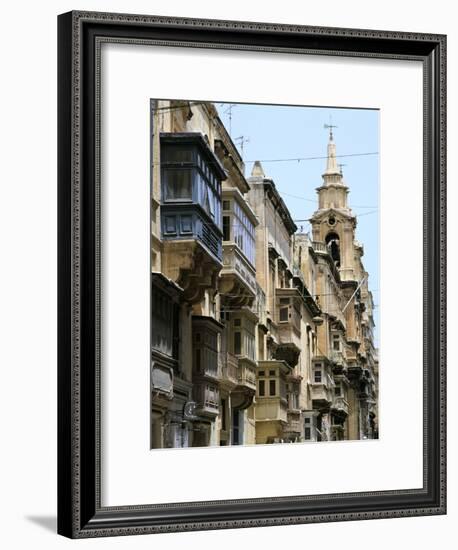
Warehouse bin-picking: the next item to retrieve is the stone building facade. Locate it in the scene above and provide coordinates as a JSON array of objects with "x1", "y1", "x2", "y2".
[{"x1": 150, "y1": 100, "x2": 378, "y2": 448}]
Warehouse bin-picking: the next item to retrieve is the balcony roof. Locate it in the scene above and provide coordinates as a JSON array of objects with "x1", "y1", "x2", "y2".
[
  {"x1": 276, "y1": 285, "x2": 321, "y2": 318},
  {"x1": 160, "y1": 132, "x2": 227, "y2": 181},
  {"x1": 151, "y1": 272, "x2": 183, "y2": 297},
  {"x1": 221, "y1": 187, "x2": 259, "y2": 226},
  {"x1": 192, "y1": 314, "x2": 224, "y2": 331},
  {"x1": 257, "y1": 359, "x2": 292, "y2": 374}
]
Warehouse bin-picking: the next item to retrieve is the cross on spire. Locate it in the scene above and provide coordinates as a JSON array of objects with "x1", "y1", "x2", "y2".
[{"x1": 324, "y1": 117, "x2": 338, "y2": 141}]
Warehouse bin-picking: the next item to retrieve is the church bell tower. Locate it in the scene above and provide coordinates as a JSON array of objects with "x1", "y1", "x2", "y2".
[{"x1": 310, "y1": 125, "x2": 358, "y2": 282}]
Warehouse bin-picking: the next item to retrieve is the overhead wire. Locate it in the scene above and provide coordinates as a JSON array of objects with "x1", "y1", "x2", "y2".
[{"x1": 151, "y1": 151, "x2": 379, "y2": 168}]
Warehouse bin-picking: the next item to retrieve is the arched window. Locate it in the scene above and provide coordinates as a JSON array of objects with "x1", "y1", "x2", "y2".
[{"x1": 325, "y1": 232, "x2": 341, "y2": 267}]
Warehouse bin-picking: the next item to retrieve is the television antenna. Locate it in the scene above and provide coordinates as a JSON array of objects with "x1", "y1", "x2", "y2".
[
  {"x1": 223, "y1": 104, "x2": 237, "y2": 135},
  {"x1": 235, "y1": 135, "x2": 250, "y2": 159}
]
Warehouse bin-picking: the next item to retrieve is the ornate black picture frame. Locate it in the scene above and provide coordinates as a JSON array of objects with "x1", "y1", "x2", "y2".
[{"x1": 57, "y1": 10, "x2": 446, "y2": 538}]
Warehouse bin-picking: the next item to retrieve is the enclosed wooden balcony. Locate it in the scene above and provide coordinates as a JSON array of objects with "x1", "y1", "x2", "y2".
[
  {"x1": 236, "y1": 357, "x2": 257, "y2": 392},
  {"x1": 192, "y1": 316, "x2": 223, "y2": 382},
  {"x1": 274, "y1": 288, "x2": 302, "y2": 367},
  {"x1": 331, "y1": 396, "x2": 349, "y2": 416},
  {"x1": 219, "y1": 189, "x2": 258, "y2": 306},
  {"x1": 220, "y1": 351, "x2": 256, "y2": 409},
  {"x1": 159, "y1": 133, "x2": 225, "y2": 304},
  {"x1": 311, "y1": 383, "x2": 333, "y2": 409},
  {"x1": 192, "y1": 316, "x2": 223, "y2": 417},
  {"x1": 255, "y1": 360, "x2": 291, "y2": 423},
  {"x1": 151, "y1": 273, "x2": 181, "y2": 403},
  {"x1": 151, "y1": 363, "x2": 174, "y2": 398},
  {"x1": 220, "y1": 243, "x2": 257, "y2": 306},
  {"x1": 331, "y1": 350, "x2": 347, "y2": 371},
  {"x1": 311, "y1": 359, "x2": 333, "y2": 411},
  {"x1": 220, "y1": 351, "x2": 239, "y2": 389},
  {"x1": 193, "y1": 382, "x2": 220, "y2": 418}
]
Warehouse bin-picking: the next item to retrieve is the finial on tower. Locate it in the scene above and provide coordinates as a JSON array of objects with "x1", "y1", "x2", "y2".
[
  {"x1": 251, "y1": 160, "x2": 265, "y2": 178},
  {"x1": 324, "y1": 118, "x2": 338, "y2": 141}
]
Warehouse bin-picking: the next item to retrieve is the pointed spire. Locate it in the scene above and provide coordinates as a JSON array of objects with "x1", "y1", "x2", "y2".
[
  {"x1": 324, "y1": 138, "x2": 340, "y2": 176},
  {"x1": 251, "y1": 160, "x2": 265, "y2": 178},
  {"x1": 315, "y1": 125, "x2": 350, "y2": 212},
  {"x1": 322, "y1": 123, "x2": 343, "y2": 184}
]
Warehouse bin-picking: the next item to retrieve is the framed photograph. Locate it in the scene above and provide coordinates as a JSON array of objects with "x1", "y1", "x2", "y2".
[{"x1": 57, "y1": 11, "x2": 446, "y2": 538}]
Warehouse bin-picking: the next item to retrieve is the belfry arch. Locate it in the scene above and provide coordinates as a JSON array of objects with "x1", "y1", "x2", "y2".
[{"x1": 325, "y1": 232, "x2": 341, "y2": 267}]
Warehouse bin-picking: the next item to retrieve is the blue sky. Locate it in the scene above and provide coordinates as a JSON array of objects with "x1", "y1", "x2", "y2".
[{"x1": 216, "y1": 103, "x2": 379, "y2": 346}]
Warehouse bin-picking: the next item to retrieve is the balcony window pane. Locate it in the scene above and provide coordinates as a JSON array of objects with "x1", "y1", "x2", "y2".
[
  {"x1": 269, "y1": 380, "x2": 276, "y2": 396},
  {"x1": 292, "y1": 304, "x2": 301, "y2": 330},
  {"x1": 208, "y1": 189, "x2": 216, "y2": 219},
  {"x1": 258, "y1": 380, "x2": 265, "y2": 397},
  {"x1": 234, "y1": 331, "x2": 242, "y2": 355},
  {"x1": 279, "y1": 307, "x2": 288, "y2": 322},
  {"x1": 223, "y1": 216, "x2": 230, "y2": 241},
  {"x1": 232, "y1": 410, "x2": 240, "y2": 445},
  {"x1": 172, "y1": 303, "x2": 179, "y2": 360},
  {"x1": 164, "y1": 147, "x2": 193, "y2": 163},
  {"x1": 333, "y1": 335, "x2": 340, "y2": 351},
  {"x1": 151, "y1": 286, "x2": 177, "y2": 362},
  {"x1": 245, "y1": 331, "x2": 255, "y2": 360},
  {"x1": 164, "y1": 169, "x2": 192, "y2": 200},
  {"x1": 232, "y1": 200, "x2": 256, "y2": 266},
  {"x1": 221, "y1": 398, "x2": 227, "y2": 431}
]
